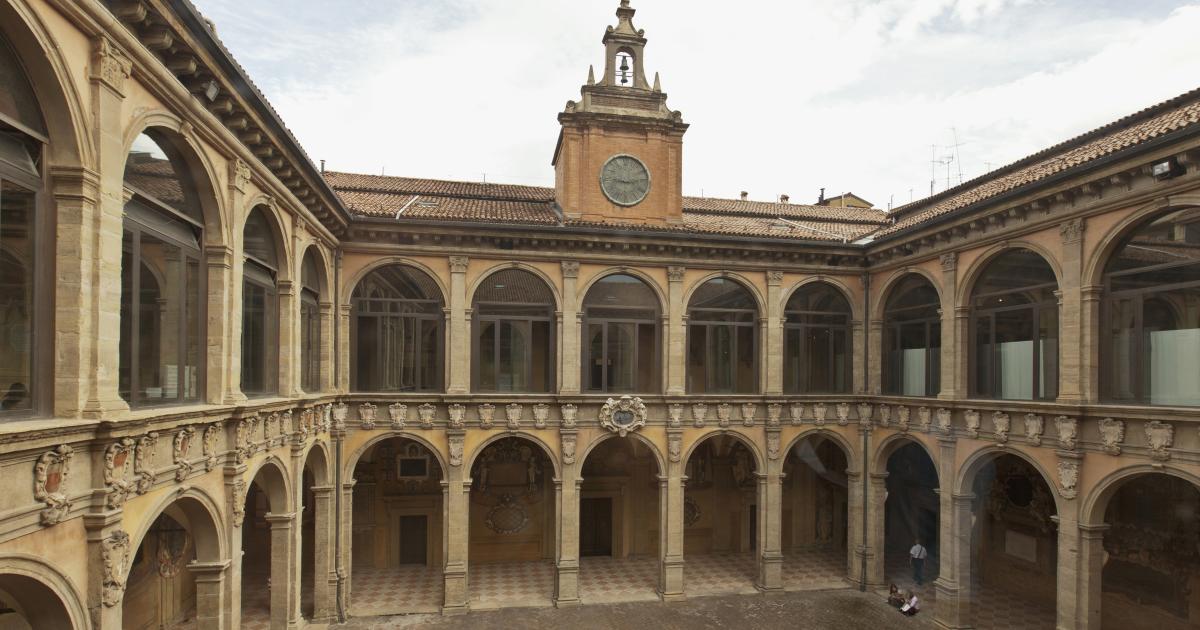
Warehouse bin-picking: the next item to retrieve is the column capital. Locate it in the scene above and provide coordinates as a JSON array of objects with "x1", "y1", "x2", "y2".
[
  {"x1": 90, "y1": 36, "x2": 132, "y2": 95},
  {"x1": 449, "y1": 256, "x2": 469, "y2": 273},
  {"x1": 667, "y1": 266, "x2": 686, "y2": 282},
  {"x1": 561, "y1": 260, "x2": 580, "y2": 278},
  {"x1": 265, "y1": 512, "x2": 297, "y2": 526},
  {"x1": 187, "y1": 560, "x2": 231, "y2": 578}
]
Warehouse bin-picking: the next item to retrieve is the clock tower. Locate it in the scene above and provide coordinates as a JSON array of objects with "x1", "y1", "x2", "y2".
[{"x1": 553, "y1": 0, "x2": 689, "y2": 225}]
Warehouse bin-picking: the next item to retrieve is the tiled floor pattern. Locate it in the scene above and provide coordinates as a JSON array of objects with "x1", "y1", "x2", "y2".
[
  {"x1": 684, "y1": 553, "x2": 759, "y2": 597},
  {"x1": 782, "y1": 546, "x2": 848, "y2": 591},
  {"x1": 240, "y1": 571, "x2": 271, "y2": 630},
  {"x1": 351, "y1": 566, "x2": 444, "y2": 615},
  {"x1": 469, "y1": 561, "x2": 556, "y2": 609},
  {"x1": 578, "y1": 556, "x2": 660, "y2": 603}
]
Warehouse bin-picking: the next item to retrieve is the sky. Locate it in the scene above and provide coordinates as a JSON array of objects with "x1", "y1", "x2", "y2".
[{"x1": 192, "y1": 0, "x2": 1200, "y2": 210}]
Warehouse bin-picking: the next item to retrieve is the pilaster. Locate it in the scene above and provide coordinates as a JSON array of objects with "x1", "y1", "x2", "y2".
[
  {"x1": 665, "y1": 266, "x2": 686, "y2": 395},
  {"x1": 1057, "y1": 218, "x2": 1086, "y2": 403},
  {"x1": 84, "y1": 510, "x2": 126, "y2": 630},
  {"x1": 278, "y1": 279, "x2": 297, "y2": 397},
  {"x1": 659, "y1": 468, "x2": 685, "y2": 600},
  {"x1": 265, "y1": 512, "x2": 297, "y2": 630},
  {"x1": 755, "y1": 469, "x2": 783, "y2": 591},
  {"x1": 447, "y1": 256, "x2": 470, "y2": 393},
  {"x1": 1055, "y1": 508, "x2": 1081, "y2": 630},
  {"x1": 442, "y1": 460, "x2": 470, "y2": 613},
  {"x1": 1076, "y1": 523, "x2": 1109, "y2": 630},
  {"x1": 560, "y1": 261, "x2": 581, "y2": 394},
  {"x1": 934, "y1": 491, "x2": 975, "y2": 629},
  {"x1": 310, "y1": 485, "x2": 336, "y2": 622},
  {"x1": 764, "y1": 271, "x2": 784, "y2": 394},
  {"x1": 555, "y1": 467, "x2": 582, "y2": 606},
  {"x1": 188, "y1": 560, "x2": 230, "y2": 630},
  {"x1": 337, "y1": 304, "x2": 351, "y2": 394},
  {"x1": 939, "y1": 252, "x2": 960, "y2": 399},
  {"x1": 866, "y1": 471, "x2": 889, "y2": 587}
]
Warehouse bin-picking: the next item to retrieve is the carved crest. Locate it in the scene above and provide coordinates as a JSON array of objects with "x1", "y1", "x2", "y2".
[
  {"x1": 813, "y1": 402, "x2": 828, "y2": 426},
  {"x1": 767, "y1": 432, "x2": 781, "y2": 461},
  {"x1": 506, "y1": 403, "x2": 523, "y2": 430},
  {"x1": 418, "y1": 403, "x2": 436, "y2": 429},
  {"x1": 716, "y1": 403, "x2": 731, "y2": 428},
  {"x1": 449, "y1": 435, "x2": 464, "y2": 468},
  {"x1": 173, "y1": 427, "x2": 196, "y2": 482},
  {"x1": 1057, "y1": 460, "x2": 1079, "y2": 500},
  {"x1": 936, "y1": 408, "x2": 952, "y2": 434},
  {"x1": 560, "y1": 404, "x2": 578, "y2": 429},
  {"x1": 741, "y1": 403, "x2": 757, "y2": 427},
  {"x1": 964, "y1": 410, "x2": 981, "y2": 438},
  {"x1": 668, "y1": 433, "x2": 682, "y2": 463},
  {"x1": 1098, "y1": 418, "x2": 1124, "y2": 455},
  {"x1": 1145, "y1": 421, "x2": 1174, "y2": 460},
  {"x1": 767, "y1": 403, "x2": 782, "y2": 428},
  {"x1": 34, "y1": 445, "x2": 73, "y2": 525},
  {"x1": 202, "y1": 423, "x2": 220, "y2": 471},
  {"x1": 668, "y1": 404, "x2": 683, "y2": 428},
  {"x1": 332, "y1": 403, "x2": 349, "y2": 431},
  {"x1": 134, "y1": 432, "x2": 158, "y2": 495},
  {"x1": 358, "y1": 403, "x2": 377, "y2": 430},
  {"x1": 1055, "y1": 416, "x2": 1078, "y2": 451},
  {"x1": 231, "y1": 478, "x2": 247, "y2": 527},
  {"x1": 599, "y1": 396, "x2": 648, "y2": 437},
  {"x1": 917, "y1": 407, "x2": 932, "y2": 432},
  {"x1": 561, "y1": 433, "x2": 577, "y2": 465},
  {"x1": 389, "y1": 402, "x2": 408, "y2": 429},
  {"x1": 101, "y1": 530, "x2": 131, "y2": 607},
  {"x1": 479, "y1": 404, "x2": 496, "y2": 429},
  {"x1": 533, "y1": 404, "x2": 549, "y2": 429},
  {"x1": 877, "y1": 405, "x2": 892, "y2": 427},
  {"x1": 991, "y1": 411, "x2": 1010, "y2": 444},
  {"x1": 448, "y1": 404, "x2": 465, "y2": 429},
  {"x1": 897, "y1": 406, "x2": 911, "y2": 432},
  {"x1": 691, "y1": 403, "x2": 707, "y2": 428},
  {"x1": 857, "y1": 403, "x2": 873, "y2": 426},
  {"x1": 1024, "y1": 414, "x2": 1044, "y2": 446},
  {"x1": 789, "y1": 403, "x2": 804, "y2": 426},
  {"x1": 104, "y1": 438, "x2": 136, "y2": 508},
  {"x1": 234, "y1": 419, "x2": 252, "y2": 464},
  {"x1": 836, "y1": 402, "x2": 851, "y2": 426}
]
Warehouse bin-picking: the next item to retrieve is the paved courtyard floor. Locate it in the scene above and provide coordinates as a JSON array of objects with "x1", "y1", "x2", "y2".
[{"x1": 337, "y1": 589, "x2": 933, "y2": 629}]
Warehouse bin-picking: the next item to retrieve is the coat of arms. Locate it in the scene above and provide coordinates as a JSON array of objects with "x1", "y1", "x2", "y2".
[{"x1": 598, "y1": 395, "x2": 648, "y2": 437}]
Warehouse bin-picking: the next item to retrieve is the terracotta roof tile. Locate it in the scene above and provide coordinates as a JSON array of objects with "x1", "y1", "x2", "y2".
[
  {"x1": 878, "y1": 88, "x2": 1200, "y2": 238},
  {"x1": 335, "y1": 189, "x2": 558, "y2": 225},
  {"x1": 683, "y1": 197, "x2": 886, "y2": 224},
  {"x1": 324, "y1": 171, "x2": 555, "y2": 202}
]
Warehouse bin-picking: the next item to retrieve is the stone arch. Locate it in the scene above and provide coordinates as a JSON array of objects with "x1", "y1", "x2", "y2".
[
  {"x1": 955, "y1": 240, "x2": 1064, "y2": 308},
  {"x1": 240, "y1": 197, "x2": 293, "y2": 282},
  {"x1": 782, "y1": 428, "x2": 859, "y2": 473},
  {"x1": 468, "y1": 262, "x2": 562, "y2": 312},
  {"x1": 954, "y1": 444, "x2": 1063, "y2": 514},
  {"x1": 575, "y1": 267, "x2": 667, "y2": 314},
  {"x1": 0, "y1": 555, "x2": 89, "y2": 630},
  {"x1": 345, "y1": 431, "x2": 449, "y2": 479},
  {"x1": 341, "y1": 256, "x2": 449, "y2": 305},
  {"x1": 297, "y1": 241, "x2": 333, "y2": 301},
  {"x1": 1081, "y1": 463, "x2": 1200, "y2": 527},
  {"x1": 1082, "y1": 195, "x2": 1200, "y2": 288},
  {"x1": 782, "y1": 276, "x2": 863, "y2": 322},
  {"x1": 872, "y1": 433, "x2": 939, "y2": 481},
  {"x1": 246, "y1": 456, "x2": 293, "y2": 514},
  {"x1": 464, "y1": 431, "x2": 561, "y2": 479},
  {"x1": 578, "y1": 432, "x2": 666, "y2": 476},
  {"x1": 682, "y1": 271, "x2": 766, "y2": 315},
  {"x1": 128, "y1": 488, "x2": 227, "y2": 564},
  {"x1": 121, "y1": 110, "x2": 226, "y2": 240},
  {"x1": 0, "y1": 0, "x2": 91, "y2": 166},
  {"x1": 873, "y1": 267, "x2": 944, "y2": 321},
  {"x1": 682, "y1": 429, "x2": 767, "y2": 475},
  {"x1": 301, "y1": 440, "x2": 333, "y2": 486}
]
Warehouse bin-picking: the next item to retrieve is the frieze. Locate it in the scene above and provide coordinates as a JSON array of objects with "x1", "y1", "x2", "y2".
[
  {"x1": 1145, "y1": 421, "x2": 1174, "y2": 461},
  {"x1": 1055, "y1": 416, "x2": 1078, "y2": 451},
  {"x1": 992, "y1": 411, "x2": 1010, "y2": 444},
  {"x1": 479, "y1": 404, "x2": 496, "y2": 429},
  {"x1": 533, "y1": 404, "x2": 549, "y2": 429},
  {"x1": 1024, "y1": 414, "x2": 1044, "y2": 446},
  {"x1": 741, "y1": 403, "x2": 757, "y2": 427},
  {"x1": 33, "y1": 445, "x2": 73, "y2": 525},
  {"x1": 389, "y1": 402, "x2": 408, "y2": 429},
  {"x1": 103, "y1": 438, "x2": 136, "y2": 509},
  {"x1": 173, "y1": 427, "x2": 196, "y2": 482},
  {"x1": 1098, "y1": 418, "x2": 1125, "y2": 455},
  {"x1": 101, "y1": 530, "x2": 131, "y2": 607},
  {"x1": 506, "y1": 403, "x2": 523, "y2": 430},
  {"x1": 599, "y1": 396, "x2": 648, "y2": 437},
  {"x1": 418, "y1": 403, "x2": 436, "y2": 429}
]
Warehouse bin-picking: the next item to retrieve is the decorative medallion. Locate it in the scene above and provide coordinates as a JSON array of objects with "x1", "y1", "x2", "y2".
[
  {"x1": 561, "y1": 433, "x2": 577, "y2": 465},
  {"x1": 836, "y1": 402, "x2": 850, "y2": 426},
  {"x1": 766, "y1": 403, "x2": 782, "y2": 428},
  {"x1": 448, "y1": 435, "x2": 464, "y2": 468},
  {"x1": 103, "y1": 438, "x2": 136, "y2": 509},
  {"x1": 533, "y1": 404, "x2": 549, "y2": 429},
  {"x1": 716, "y1": 403, "x2": 731, "y2": 428},
  {"x1": 1097, "y1": 418, "x2": 1124, "y2": 455},
  {"x1": 479, "y1": 404, "x2": 496, "y2": 429},
  {"x1": 691, "y1": 403, "x2": 707, "y2": 428},
  {"x1": 485, "y1": 494, "x2": 530, "y2": 534},
  {"x1": 505, "y1": 403, "x2": 523, "y2": 430},
  {"x1": 877, "y1": 405, "x2": 892, "y2": 427},
  {"x1": 600, "y1": 154, "x2": 651, "y2": 207},
  {"x1": 992, "y1": 411, "x2": 1011, "y2": 444},
  {"x1": 813, "y1": 402, "x2": 828, "y2": 426},
  {"x1": 789, "y1": 403, "x2": 804, "y2": 426},
  {"x1": 560, "y1": 404, "x2": 578, "y2": 429},
  {"x1": 740, "y1": 403, "x2": 756, "y2": 427},
  {"x1": 1024, "y1": 413, "x2": 1044, "y2": 446},
  {"x1": 856, "y1": 403, "x2": 873, "y2": 426},
  {"x1": 358, "y1": 403, "x2": 377, "y2": 430},
  {"x1": 389, "y1": 402, "x2": 408, "y2": 429},
  {"x1": 1055, "y1": 416, "x2": 1078, "y2": 451},
  {"x1": 448, "y1": 404, "x2": 465, "y2": 429},
  {"x1": 173, "y1": 427, "x2": 195, "y2": 482},
  {"x1": 598, "y1": 395, "x2": 648, "y2": 437},
  {"x1": 418, "y1": 403, "x2": 436, "y2": 429},
  {"x1": 668, "y1": 404, "x2": 683, "y2": 428},
  {"x1": 683, "y1": 496, "x2": 701, "y2": 527},
  {"x1": 34, "y1": 445, "x2": 73, "y2": 525},
  {"x1": 964, "y1": 410, "x2": 981, "y2": 438},
  {"x1": 101, "y1": 530, "x2": 131, "y2": 607}
]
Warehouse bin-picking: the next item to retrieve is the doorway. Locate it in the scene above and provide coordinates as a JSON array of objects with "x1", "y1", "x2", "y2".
[
  {"x1": 580, "y1": 497, "x2": 613, "y2": 557},
  {"x1": 399, "y1": 515, "x2": 427, "y2": 565}
]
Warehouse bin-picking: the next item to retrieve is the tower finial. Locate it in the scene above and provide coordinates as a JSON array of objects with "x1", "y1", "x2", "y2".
[
  {"x1": 652, "y1": 72, "x2": 661, "y2": 92},
  {"x1": 587, "y1": 65, "x2": 596, "y2": 86}
]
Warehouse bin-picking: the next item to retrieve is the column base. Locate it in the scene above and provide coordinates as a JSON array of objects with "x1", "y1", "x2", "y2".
[
  {"x1": 554, "y1": 597, "x2": 582, "y2": 608},
  {"x1": 441, "y1": 603, "x2": 471, "y2": 616}
]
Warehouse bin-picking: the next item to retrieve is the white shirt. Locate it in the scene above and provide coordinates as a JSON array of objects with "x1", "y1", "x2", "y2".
[{"x1": 910, "y1": 544, "x2": 927, "y2": 560}]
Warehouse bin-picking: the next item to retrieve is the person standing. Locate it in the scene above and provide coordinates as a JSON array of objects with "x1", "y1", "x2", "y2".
[{"x1": 909, "y1": 540, "x2": 928, "y2": 585}]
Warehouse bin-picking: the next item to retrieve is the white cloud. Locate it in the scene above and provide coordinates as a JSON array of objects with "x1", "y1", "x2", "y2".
[{"x1": 196, "y1": 0, "x2": 1200, "y2": 208}]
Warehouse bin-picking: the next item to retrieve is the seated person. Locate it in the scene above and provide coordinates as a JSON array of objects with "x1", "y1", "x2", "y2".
[
  {"x1": 887, "y1": 583, "x2": 905, "y2": 608},
  {"x1": 900, "y1": 590, "x2": 920, "y2": 616}
]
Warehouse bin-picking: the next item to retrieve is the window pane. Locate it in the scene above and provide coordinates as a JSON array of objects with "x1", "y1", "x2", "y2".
[
  {"x1": 1145, "y1": 290, "x2": 1200, "y2": 406},
  {"x1": 974, "y1": 316, "x2": 992, "y2": 397},
  {"x1": 531, "y1": 320, "x2": 550, "y2": 392},
  {"x1": 688, "y1": 325, "x2": 707, "y2": 393},
  {"x1": 498, "y1": 321, "x2": 528, "y2": 392},
  {"x1": 241, "y1": 281, "x2": 266, "y2": 394},
  {"x1": 140, "y1": 234, "x2": 186, "y2": 402},
  {"x1": 420, "y1": 319, "x2": 440, "y2": 391},
  {"x1": 0, "y1": 180, "x2": 34, "y2": 412},
  {"x1": 831, "y1": 328, "x2": 848, "y2": 393},
  {"x1": 994, "y1": 308, "x2": 1034, "y2": 400},
  {"x1": 587, "y1": 323, "x2": 604, "y2": 390},
  {"x1": 355, "y1": 316, "x2": 378, "y2": 390},
  {"x1": 929, "y1": 322, "x2": 941, "y2": 395},
  {"x1": 637, "y1": 323, "x2": 656, "y2": 392},
  {"x1": 184, "y1": 258, "x2": 200, "y2": 400},
  {"x1": 899, "y1": 322, "x2": 927, "y2": 396},
  {"x1": 478, "y1": 321, "x2": 496, "y2": 391},
  {"x1": 709, "y1": 325, "x2": 734, "y2": 392},
  {"x1": 784, "y1": 328, "x2": 801, "y2": 393},
  {"x1": 805, "y1": 327, "x2": 832, "y2": 393},
  {"x1": 119, "y1": 232, "x2": 133, "y2": 402},
  {"x1": 1038, "y1": 306, "x2": 1058, "y2": 400},
  {"x1": 608, "y1": 322, "x2": 636, "y2": 391},
  {"x1": 736, "y1": 324, "x2": 755, "y2": 393}
]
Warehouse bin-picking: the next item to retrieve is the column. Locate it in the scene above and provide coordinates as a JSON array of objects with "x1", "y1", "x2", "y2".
[
  {"x1": 228, "y1": 220, "x2": 247, "y2": 403},
  {"x1": 226, "y1": 466, "x2": 247, "y2": 630},
  {"x1": 336, "y1": 304, "x2": 351, "y2": 394},
  {"x1": 866, "y1": 471, "x2": 889, "y2": 587},
  {"x1": 447, "y1": 256, "x2": 469, "y2": 393},
  {"x1": 309, "y1": 486, "x2": 336, "y2": 622},
  {"x1": 1055, "y1": 510, "x2": 1081, "y2": 630},
  {"x1": 338, "y1": 479, "x2": 355, "y2": 613},
  {"x1": 666, "y1": 266, "x2": 686, "y2": 395},
  {"x1": 1058, "y1": 218, "x2": 1086, "y2": 403},
  {"x1": 867, "y1": 319, "x2": 883, "y2": 395},
  {"x1": 1076, "y1": 523, "x2": 1108, "y2": 630},
  {"x1": 659, "y1": 468, "x2": 686, "y2": 600},
  {"x1": 556, "y1": 427, "x2": 581, "y2": 605},
  {"x1": 188, "y1": 561, "x2": 229, "y2": 630},
  {"x1": 51, "y1": 167, "x2": 102, "y2": 417},
  {"x1": 1079, "y1": 286, "x2": 1102, "y2": 403},
  {"x1": 756, "y1": 468, "x2": 783, "y2": 591},
  {"x1": 935, "y1": 492, "x2": 975, "y2": 629},
  {"x1": 207, "y1": 245, "x2": 235, "y2": 403},
  {"x1": 442, "y1": 462, "x2": 470, "y2": 613},
  {"x1": 80, "y1": 37, "x2": 134, "y2": 418},
  {"x1": 846, "y1": 468, "x2": 866, "y2": 586},
  {"x1": 265, "y1": 513, "x2": 296, "y2": 630},
  {"x1": 319, "y1": 302, "x2": 334, "y2": 392},
  {"x1": 278, "y1": 277, "x2": 297, "y2": 397},
  {"x1": 852, "y1": 319, "x2": 866, "y2": 394},
  {"x1": 764, "y1": 271, "x2": 784, "y2": 394},
  {"x1": 939, "y1": 253, "x2": 961, "y2": 399},
  {"x1": 560, "y1": 261, "x2": 581, "y2": 394}
]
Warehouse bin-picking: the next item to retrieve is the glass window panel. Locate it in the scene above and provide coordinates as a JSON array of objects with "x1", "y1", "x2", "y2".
[
  {"x1": 1039, "y1": 306, "x2": 1058, "y2": 400},
  {"x1": 498, "y1": 321, "x2": 528, "y2": 392},
  {"x1": 587, "y1": 323, "x2": 604, "y2": 391},
  {"x1": 784, "y1": 328, "x2": 801, "y2": 393},
  {"x1": 688, "y1": 326, "x2": 707, "y2": 394},
  {"x1": 736, "y1": 324, "x2": 755, "y2": 393},
  {"x1": 355, "y1": 317, "x2": 379, "y2": 391},
  {"x1": 583, "y1": 274, "x2": 658, "y2": 311},
  {"x1": 899, "y1": 322, "x2": 927, "y2": 396},
  {"x1": 242, "y1": 207, "x2": 278, "y2": 271},
  {"x1": 974, "y1": 315, "x2": 992, "y2": 397},
  {"x1": 119, "y1": 234, "x2": 133, "y2": 402},
  {"x1": 0, "y1": 180, "x2": 33, "y2": 412},
  {"x1": 994, "y1": 308, "x2": 1034, "y2": 400},
  {"x1": 184, "y1": 258, "x2": 200, "y2": 400},
  {"x1": 929, "y1": 322, "x2": 941, "y2": 395},
  {"x1": 125, "y1": 132, "x2": 201, "y2": 222},
  {"x1": 607, "y1": 322, "x2": 636, "y2": 391},
  {"x1": 709, "y1": 325, "x2": 734, "y2": 392},
  {"x1": 241, "y1": 281, "x2": 266, "y2": 395},
  {"x1": 1145, "y1": 290, "x2": 1200, "y2": 406},
  {"x1": 478, "y1": 321, "x2": 496, "y2": 391},
  {"x1": 0, "y1": 33, "x2": 48, "y2": 137},
  {"x1": 832, "y1": 328, "x2": 848, "y2": 393},
  {"x1": 420, "y1": 319, "x2": 440, "y2": 391},
  {"x1": 637, "y1": 323, "x2": 656, "y2": 392},
  {"x1": 531, "y1": 320, "x2": 550, "y2": 392}
]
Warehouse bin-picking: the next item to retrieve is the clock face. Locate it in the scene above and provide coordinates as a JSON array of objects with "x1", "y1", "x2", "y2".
[{"x1": 600, "y1": 155, "x2": 651, "y2": 206}]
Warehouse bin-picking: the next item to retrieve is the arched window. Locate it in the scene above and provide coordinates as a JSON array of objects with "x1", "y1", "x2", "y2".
[
  {"x1": 784, "y1": 282, "x2": 852, "y2": 394},
  {"x1": 582, "y1": 274, "x2": 660, "y2": 393},
  {"x1": 473, "y1": 269, "x2": 555, "y2": 393},
  {"x1": 119, "y1": 130, "x2": 205, "y2": 406},
  {"x1": 351, "y1": 265, "x2": 444, "y2": 392},
  {"x1": 687, "y1": 278, "x2": 757, "y2": 393},
  {"x1": 0, "y1": 32, "x2": 47, "y2": 416},
  {"x1": 970, "y1": 249, "x2": 1058, "y2": 400},
  {"x1": 241, "y1": 207, "x2": 279, "y2": 396},
  {"x1": 299, "y1": 250, "x2": 323, "y2": 393},
  {"x1": 883, "y1": 275, "x2": 941, "y2": 397},
  {"x1": 1102, "y1": 208, "x2": 1200, "y2": 405}
]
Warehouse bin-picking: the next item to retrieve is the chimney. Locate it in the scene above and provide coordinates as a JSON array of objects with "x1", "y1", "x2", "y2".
[
  {"x1": 320, "y1": 159, "x2": 326, "y2": 173},
  {"x1": 740, "y1": 191, "x2": 749, "y2": 201},
  {"x1": 818, "y1": 187, "x2": 826, "y2": 204},
  {"x1": 780, "y1": 194, "x2": 790, "y2": 204}
]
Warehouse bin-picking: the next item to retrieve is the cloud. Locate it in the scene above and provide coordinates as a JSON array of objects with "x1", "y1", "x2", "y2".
[{"x1": 195, "y1": 0, "x2": 1200, "y2": 208}]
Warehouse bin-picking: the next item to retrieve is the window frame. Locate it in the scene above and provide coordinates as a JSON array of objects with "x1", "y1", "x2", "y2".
[
  {"x1": 581, "y1": 275, "x2": 661, "y2": 394},
  {"x1": 783, "y1": 285, "x2": 852, "y2": 395},
  {"x1": 472, "y1": 299, "x2": 555, "y2": 393},
  {"x1": 882, "y1": 278, "x2": 942, "y2": 398},
  {"x1": 686, "y1": 280, "x2": 759, "y2": 394},
  {"x1": 350, "y1": 266, "x2": 445, "y2": 393},
  {"x1": 968, "y1": 263, "x2": 1059, "y2": 401},
  {"x1": 300, "y1": 287, "x2": 321, "y2": 393}
]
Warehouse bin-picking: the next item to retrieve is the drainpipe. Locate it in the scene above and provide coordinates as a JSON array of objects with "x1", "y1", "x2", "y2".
[
  {"x1": 333, "y1": 248, "x2": 346, "y2": 622},
  {"x1": 860, "y1": 271, "x2": 871, "y2": 592}
]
